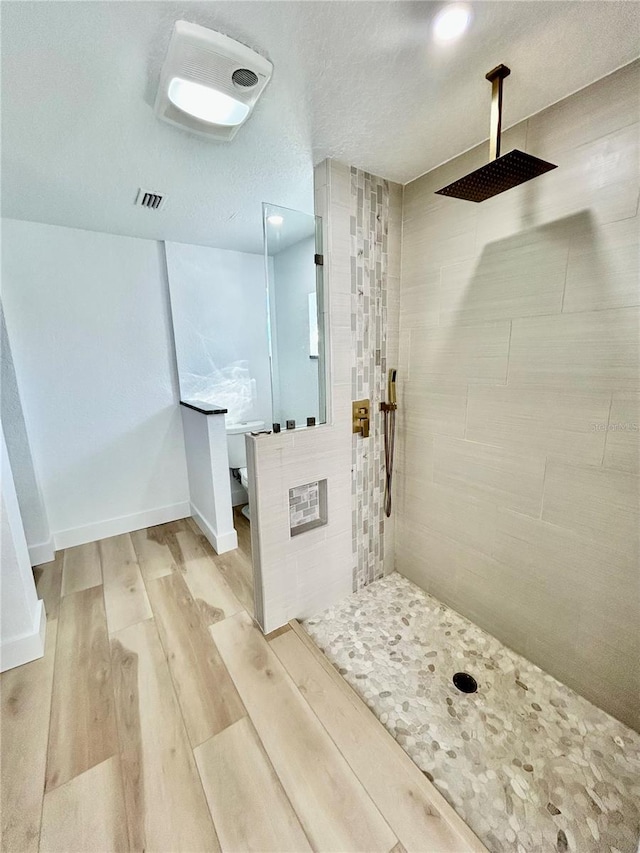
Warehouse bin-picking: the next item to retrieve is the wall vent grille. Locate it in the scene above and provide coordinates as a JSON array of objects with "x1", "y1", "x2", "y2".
[{"x1": 135, "y1": 189, "x2": 165, "y2": 210}]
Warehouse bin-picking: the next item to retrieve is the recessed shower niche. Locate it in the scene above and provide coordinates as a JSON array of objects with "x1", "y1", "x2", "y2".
[{"x1": 289, "y1": 479, "x2": 328, "y2": 537}]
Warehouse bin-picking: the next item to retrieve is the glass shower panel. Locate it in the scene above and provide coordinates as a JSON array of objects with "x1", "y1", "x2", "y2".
[
  {"x1": 165, "y1": 241, "x2": 272, "y2": 426},
  {"x1": 263, "y1": 203, "x2": 326, "y2": 427}
]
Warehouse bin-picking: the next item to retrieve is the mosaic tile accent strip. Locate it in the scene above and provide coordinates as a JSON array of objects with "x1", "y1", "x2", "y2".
[
  {"x1": 289, "y1": 480, "x2": 326, "y2": 537},
  {"x1": 304, "y1": 573, "x2": 640, "y2": 853},
  {"x1": 350, "y1": 168, "x2": 390, "y2": 591}
]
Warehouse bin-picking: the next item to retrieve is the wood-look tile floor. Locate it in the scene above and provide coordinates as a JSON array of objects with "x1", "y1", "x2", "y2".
[{"x1": 1, "y1": 513, "x2": 485, "y2": 853}]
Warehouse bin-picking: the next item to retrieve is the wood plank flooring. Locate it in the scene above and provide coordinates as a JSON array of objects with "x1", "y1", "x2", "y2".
[
  {"x1": 40, "y1": 757, "x2": 129, "y2": 853},
  {"x1": 45, "y1": 585, "x2": 118, "y2": 791},
  {"x1": 61, "y1": 541, "x2": 102, "y2": 597},
  {"x1": 1, "y1": 515, "x2": 485, "y2": 853},
  {"x1": 1, "y1": 621, "x2": 58, "y2": 853},
  {"x1": 194, "y1": 717, "x2": 312, "y2": 853},
  {"x1": 213, "y1": 611, "x2": 398, "y2": 853}
]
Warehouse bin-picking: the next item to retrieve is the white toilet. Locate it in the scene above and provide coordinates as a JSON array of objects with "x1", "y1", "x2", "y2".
[{"x1": 226, "y1": 420, "x2": 265, "y2": 520}]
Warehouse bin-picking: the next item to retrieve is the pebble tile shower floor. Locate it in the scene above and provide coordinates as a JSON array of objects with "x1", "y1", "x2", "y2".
[{"x1": 303, "y1": 574, "x2": 640, "y2": 853}]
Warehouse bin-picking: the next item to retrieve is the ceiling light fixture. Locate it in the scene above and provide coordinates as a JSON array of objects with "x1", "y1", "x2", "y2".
[
  {"x1": 267, "y1": 214, "x2": 284, "y2": 226},
  {"x1": 168, "y1": 79, "x2": 250, "y2": 127},
  {"x1": 155, "y1": 21, "x2": 273, "y2": 141},
  {"x1": 432, "y1": 4, "x2": 471, "y2": 42}
]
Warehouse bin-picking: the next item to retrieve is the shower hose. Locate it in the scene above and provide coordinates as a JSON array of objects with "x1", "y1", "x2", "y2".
[{"x1": 383, "y1": 403, "x2": 396, "y2": 518}]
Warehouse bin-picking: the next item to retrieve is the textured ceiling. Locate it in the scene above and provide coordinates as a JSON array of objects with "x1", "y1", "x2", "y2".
[{"x1": 2, "y1": 1, "x2": 639, "y2": 253}]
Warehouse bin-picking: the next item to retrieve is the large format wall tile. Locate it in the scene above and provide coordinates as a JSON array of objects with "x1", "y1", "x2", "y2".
[
  {"x1": 466, "y1": 387, "x2": 610, "y2": 465},
  {"x1": 399, "y1": 269, "x2": 441, "y2": 330},
  {"x1": 397, "y1": 61, "x2": 640, "y2": 728},
  {"x1": 564, "y1": 216, "x2": 640, "y2": 313},
  {"x1": 526, "y1": 60, "x2": 640, "y2": 156},
  {"x1": 402, "y1": 381, "x2": 467, "y2": 438},
  {"x1": 409, "y1": 320, "x2": 510, "y2": 385},
  {"x1": 508, "y1": 307, "x2": 640, "y2": 392},
  {"x1": 400, "y1": 480, "x2": 497, "y2": 558},
  {"x1": 541, "y1": 461, "x2": 639, "y2": 560},
  {"x1": 492, "y1": 507, "x2": 636, "y2": 614},
  {"x1": 525, "y1": 630, "x2": 640, "y2": 733},
  {"x1": 433, "y1": 436, "x2": 546, "y2": 517},
  {"x1": 603, "y1": 392, "x2": 640, "y2": 474},
  {"x1": 402, "y1": 206, "x2": 477, "y2": 273},
  {"x1": 523, "y1": 122, "x2": 640, "y2": 229},
  {"x1": 439, "y1": 228, "x2": 568, "y2": 326},
  {"x1": 396, "y1": 523, "x2": 490, "y2": 612}
]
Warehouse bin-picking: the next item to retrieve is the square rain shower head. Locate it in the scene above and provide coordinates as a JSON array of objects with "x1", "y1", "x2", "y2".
[{"x1": 435, "y1": 149, "x2": 557, "y2": 203}]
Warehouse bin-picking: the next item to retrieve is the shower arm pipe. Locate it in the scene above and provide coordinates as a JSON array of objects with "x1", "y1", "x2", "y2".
[{"x1": 486, "y1": 64, "x2": 511, "y2": 161}]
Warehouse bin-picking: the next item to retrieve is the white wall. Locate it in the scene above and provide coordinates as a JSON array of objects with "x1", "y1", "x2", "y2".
[
  {"x1": 0, "y1": 304, "x2": 53, "y2": 563},
  {"x1": 1, "y1": 218, "x2": 190, "y2": 549},
  {"x1": 271, "y1": 236, "x2": 320, "y2": 426},
  {"x1": 181, "y1": 407, "x2": 237, "y2": 555},
  {"x1": 1, "y1": 427, "x2": 45, "y2": 671},
  {"x1": 165, "y1": 242, "x2": 272, "y2": 428}
]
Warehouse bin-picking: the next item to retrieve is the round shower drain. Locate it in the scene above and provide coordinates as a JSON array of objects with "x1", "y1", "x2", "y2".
[{"x1": 452, "y1": 672, "x2": 478, "y2": 694}]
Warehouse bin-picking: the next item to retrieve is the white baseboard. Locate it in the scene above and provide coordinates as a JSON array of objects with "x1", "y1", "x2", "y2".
[
  {"x1": 191, "y1": 502, "x2": 238, "y2": 555},
  {"x1": 53, "y1": 501, "x2": 191, "y2": 550},
  {"x1": 28, "y1": 536, "x2": 56, "y2": 567},
  {"x1": 0, "y1": 600, "x2": 46, "y2": 672}
]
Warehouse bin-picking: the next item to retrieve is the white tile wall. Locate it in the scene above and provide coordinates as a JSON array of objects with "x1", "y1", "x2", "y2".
[
  {"x1": 409, "y1": 320, "x2": 511, "y2": 385},
  {"x1": 396, "y1": 60, "x2": 640, "y2": 730},
  {"x1": 508, "y1": 307, "x2": 640, "y2": 392},
  {"x1": 249, "y1": 159, "x2": 401, "y2": 631},
  {"x1": 433, "y1": 435, "x2": 546, "y2": 517},
  {"x1": 603, "y1": 392, "x2": 640, "y2": 475},
  {"x1": 248, "y1": 424, "x2": 352, "y2": 633},
  {"x1": 465, "y1": 387, "x2": 610, "y2": 465}
]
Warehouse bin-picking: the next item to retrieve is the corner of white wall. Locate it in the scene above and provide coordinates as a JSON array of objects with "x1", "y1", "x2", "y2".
[{"x1": 0, "y1": 426, "x2": 46, "y2": 672}]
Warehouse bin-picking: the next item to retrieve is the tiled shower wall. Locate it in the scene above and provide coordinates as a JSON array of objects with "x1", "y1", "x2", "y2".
[
  {"x1": 247, "y1": 159, "x2": 401, "y2": 633},
  {"x1": 349, "y1": 168, "x2": 402, "y2": 589},
  {"x1": 396, "y1": 60, "x2": 640, "y2": 730}
]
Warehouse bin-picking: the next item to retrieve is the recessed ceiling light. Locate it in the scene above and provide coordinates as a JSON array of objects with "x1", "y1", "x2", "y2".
[
  {"x1": 267, "y1": 214, "x2": 284, "y2": 226},
  {"x1": 432, "y1": 4, "x2": 471, "y2": 43}
]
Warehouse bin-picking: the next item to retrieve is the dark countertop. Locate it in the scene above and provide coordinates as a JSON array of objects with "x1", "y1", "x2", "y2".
[{"x1": 180, "y1": 399, "x2": 228, "y2": 416}]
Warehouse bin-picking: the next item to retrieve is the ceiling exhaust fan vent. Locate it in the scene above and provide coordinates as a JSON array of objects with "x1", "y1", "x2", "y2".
[
  {"x1": 135, "y1": 189, "x2": 165, "y2": 210},
  {"x1": 154, "y1": 21, "x2": 273, "y2": 142},
  {"x1": 232, "y1": 68, "x2": 259, "y2": 88}
]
